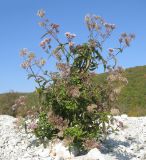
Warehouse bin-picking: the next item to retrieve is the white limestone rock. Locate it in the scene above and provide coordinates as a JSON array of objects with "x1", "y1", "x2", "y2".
[
  {"x1": 53, "y1": 142, "x2": 73, "y2": 159},
  {"x1": 121, "y1": 114, "x2": 128, "y2": 119},
  {"x1": 1, "y1": 114, "x2": 146, "y2": 160},
  {"x1": 87, "y1": 148, "x2": 105, "y2": 160}
]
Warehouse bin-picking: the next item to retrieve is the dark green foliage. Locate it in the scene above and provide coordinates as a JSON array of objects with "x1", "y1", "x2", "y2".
[{"x1": 34, "y1": 112, "x2": 56, "y2": 140}]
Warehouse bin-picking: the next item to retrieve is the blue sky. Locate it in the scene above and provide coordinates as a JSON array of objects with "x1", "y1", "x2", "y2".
[{"x1": 0, "y1": 0, "x2": 146, "y2": 93}]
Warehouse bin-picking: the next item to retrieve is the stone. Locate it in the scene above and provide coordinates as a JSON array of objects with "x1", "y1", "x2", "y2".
[
  {"x1": 0, "y1": 140, "x2": 4, "y2": 147},
  {"x1": 38, "y1": 148, "x2": 50, "y2": 157},
  {"x1": 121, "y1": 114, "x2": 128, "y2": 119},
  {"x1": 54, "y1": 142, "x2": 73, "y2": 159},
  {"x1": 87, "y1": 148, "x2": 105, "y2": 160},
  {"x1": 54, "y1": 155, "x2": 64, "y2": 160}
]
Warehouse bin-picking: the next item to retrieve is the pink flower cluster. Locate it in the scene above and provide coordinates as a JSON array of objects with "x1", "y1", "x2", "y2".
[
  {"x1": 119, "y1": 33, "x2": 135, "y2": 47},
  {"x1": 104, "y1": 23, "x2": 116, "y2": 31},
  {"x1": 19, "y1": 48, "x2": 28, "y2": 56},
  {"x1": 37, "y1": 9, "x2": 45, "y2": 18},
  {"x1": 27, "y1": 121, "x2": 38, "y2": 130},
  {"x1": 65, "y1": 32, "x2": 76, "y2": 41},
  {"x1": 12, "y1": 96, "x2": 26, "y2": 111},
  {"x1": 50, "y1": 23, "x2": 60, "y2": 33},
  {"x1": 85, "y1": 14, "x2": 116, "y2": 42},
  {"x1": 40, "y1": 38, "x2": 51, "y2": 49}
]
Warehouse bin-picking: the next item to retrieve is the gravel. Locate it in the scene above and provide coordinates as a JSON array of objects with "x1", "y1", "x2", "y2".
[{"x1": 0, "y1": 114, "x2": 146, "y2": 160}]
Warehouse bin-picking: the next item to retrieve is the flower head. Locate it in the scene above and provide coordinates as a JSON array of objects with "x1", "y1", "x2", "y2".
[
  {"x1": 27, "y1": 121, "x2": 38, "y2": 130},
  {"x1": 21, "y1": 61, "x2": 30, "y2": 69},
  {"x1": 87, "y1": 104, "x2": 97, "y2": 113},
  {"x1": 20, "y1": 48, "x2": 28, "y2": 56},
  {"x1": 39, "y1": 59, "x2": 46, "y2": 66},
  {"x1": 28, "y1": 52, "x2": 35, "y2": 61},
  {"x1": 40, "y1": 38, "x2": 51, "y2": 49},
  {"x1": 119, "y1": 33, "x2": 135, "y2": 47},
  {"x1": 108, "y1": 48, "x2": 114, "y2": 53},
  {"x1": 65, "y1": 32, "x2": 76, "y2": 41},
  {"x1": 69, "y1": 86, "x2": 80, "y2": 98},
  {"x1": 37, "y1": 9, "x2": 45, "y2": 18}
]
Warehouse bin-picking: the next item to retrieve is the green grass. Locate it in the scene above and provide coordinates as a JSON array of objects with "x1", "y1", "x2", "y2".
[
  {"x1": 118, "y1": 65, "x2": 146, "y2": 116},
  {"x1": 0, "y1": 65, "x2": 146, "y2": 117}
]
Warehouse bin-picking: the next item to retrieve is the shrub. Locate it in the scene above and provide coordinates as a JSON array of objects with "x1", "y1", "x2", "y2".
[{"x1": 20, "y1": 10, "x2": 134, "y2": 152}]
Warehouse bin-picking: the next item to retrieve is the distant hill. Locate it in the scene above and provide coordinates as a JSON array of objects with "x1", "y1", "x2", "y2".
[{"x1": 0, "y1": 65, "x2": 146, "y2": 117}]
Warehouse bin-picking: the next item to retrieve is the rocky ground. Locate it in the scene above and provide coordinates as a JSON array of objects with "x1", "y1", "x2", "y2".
[{"x1": 0, "y1": 115, "x2": 146, "y2": 160}]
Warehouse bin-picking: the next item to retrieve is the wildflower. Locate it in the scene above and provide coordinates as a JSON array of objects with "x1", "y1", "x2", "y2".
[
  {"x1": 28, "y1": 52, "x2": 35, "y2": 61},
  {"x1": 125, "y1": 37, "x2": 130, "y2": 46},
  {"x1": 51, "y1": 23, "x2": 59, "y2": 29},
  {"x1": 84, "y1": 15, "x2": 90, "y2": 23},
  {"x1": 40, "y1": 38, "x2": 51, "y2": 49},
  {"x1": 104, "y1": 23, "x2": 116, "y2": 30},
  {"x1": 27, "y1": 122, "x2": 37, "y2": 130},
  {"x1": 111, "y1": 24, "x2": 116, "y2": 30},
  {"x1": 65, "y1": 32, "x2": 76, "y2": 40},
  {"x1": 94, "y1": 15, "x2": 101, "y2": 20},
  {"x1": 89, "y1": 39, "x2": 97, "y2": 48},
  {"x1": 65, "y1": 32, "x2": 70, "y2": 37},
  {"x1": 85, "y1": 15, "x2": 92, "y2": 30},
  {"x1": 50, "y1": 23, "x2": 60, "y2": 33},
  {"x1": 69, "y1": 86, "x2": 80, "y2": 98},
  {"x1": 87, "y1": 104, "x2": 97, "y2": 113},
  {"x1": 56, "y1": 63, "x2": 70, "y2": 77},
  {"x1": 37, "y1": 9, "x2": 45, "y2": 18},
  {"x1": 83, "y1": 139, "x2": 100, "y2": 150},
  {"x1": 95, "y1": 24, "x2": 101, "y2": 31},
  {"x1": 11, "y1": 96, "x2": 26, "y2": 112},
  {"x1": 12, "y1": 104, "x2": 17, "y2": 111},
  {"x1": 69, "y1": 42, "x2": 74, "y2": 47},
  {"x1": 40, "y1": 59, "x2": 46, "y2": 66},
  {"x1": 113, "y1": 87, "x2": 122, "y2": 94},
  {"x1": 38, "y1": 22, "x2": 45, "y2": 27},
  {"x1": 53, "y1": 50, "x2": 62, "y2": 61},
  {"x1": 44, "y1": 38, "x2": 51, "y2": 43},
  {"x1": 20, "y1": 48, "x2": 28, "y2": 56},
  {"x1": 21, "y1": 61, "x2": 30, "y2": 69},
  {"x1": 50, "y1": 72, "x2": 58, "y2": 80},
  {"x1": 40, "y1": 41, "x2": 46, "y2": 48},
  {"x1": 119, "y1": 33, "x2": 135, "y2": 47},
  {"x1": 110, "y1": 108, "x2": 120, "y2": 116},
  {"x1": 108, "y1": 48, "x2": 114, "y2": 53}
]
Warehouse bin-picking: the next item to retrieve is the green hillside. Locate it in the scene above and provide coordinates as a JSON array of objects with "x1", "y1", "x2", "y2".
[
  {"x1": 0, "y1": 65, "x2": 146, "y2": 117},
  {"x1": 118, "y1": 65, "x2": 146, "y2": 116},
  {"x1": 0, "y1": 92, "x2": 39, "y2": 117}
]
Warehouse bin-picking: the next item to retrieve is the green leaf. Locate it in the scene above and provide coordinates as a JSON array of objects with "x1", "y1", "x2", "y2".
[{"x1": 27, "y1": 74, "x2": 34, "y2": 79}]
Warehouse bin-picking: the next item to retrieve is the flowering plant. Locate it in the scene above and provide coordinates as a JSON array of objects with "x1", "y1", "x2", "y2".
[{"x1": 20, "y1": 9, "x2": 134, "y2": 151}]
